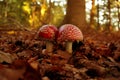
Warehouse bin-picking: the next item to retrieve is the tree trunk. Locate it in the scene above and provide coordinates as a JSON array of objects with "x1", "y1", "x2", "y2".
[
  {"x1": 117, "y1": 0, "x2": 120, "y2": 30},
  {"x1": 62, "y1": 0, "x2": 86, "y2": 30},
  {"x1": 97, "y1": 0, "x2": 100, "y2": 30},
  {"x1": 90, "y1": 0, "x2": 96, "y2": 29},
  {"x1": 107, "y1": 0, "x2": 111, "y2": 31}
]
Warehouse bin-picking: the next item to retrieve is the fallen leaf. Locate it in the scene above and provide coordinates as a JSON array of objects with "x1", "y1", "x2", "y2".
[{"x1": 0, "y1": 51, "x2": 15, "y2": 63}]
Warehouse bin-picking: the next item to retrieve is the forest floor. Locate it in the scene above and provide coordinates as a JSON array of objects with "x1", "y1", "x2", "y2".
[{"x1": 0, "y1": 29, "x2": 120, "y2": 80}]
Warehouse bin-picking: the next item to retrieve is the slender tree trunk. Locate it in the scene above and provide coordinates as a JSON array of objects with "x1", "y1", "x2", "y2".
[
  {"x1": 117, "y1": 0, "x2": 120, "y2": 30},
  {"x1": 31, "y1": 0, "x2": 36, "y2": 27},
  {"x1": 107, "y1": 0, "x2": 111, "y2": 31},
  {"x1": 62, "y1": 0, "x2": 86, "y2": 30},
  {"x1": 4, "y1": 0, "x2": 8, "y2": 19},
  {"x1": 48, "y1": 0, "x2": 52, "y2": 24},
  {"x1": 118, "y1": 10, "x2": 120, "y2": 30},
  {"x1": 90, "y1": 0, "x2": 95, "y2": 29},
  {"x1": 0, "y1": 1, "x2": 4, "y2": 18},
  {"x1": 97, "y1": 0, "x2": 100, "y2": 30}
]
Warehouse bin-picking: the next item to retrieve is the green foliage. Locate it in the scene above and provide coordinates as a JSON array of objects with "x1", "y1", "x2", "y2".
[{"x1": 0, "y1": 0, "x2": 66, "y2": 30}]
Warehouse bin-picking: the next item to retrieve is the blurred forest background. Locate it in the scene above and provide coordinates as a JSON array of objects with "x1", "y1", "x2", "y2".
[{"x1": 0, "y1": 0, "x2": 120, "y2": 32}]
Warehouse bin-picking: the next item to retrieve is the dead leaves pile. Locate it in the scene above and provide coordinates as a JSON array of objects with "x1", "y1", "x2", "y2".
[{"x1": 0, "y1": 30, "x2": 120, "y2": 80}]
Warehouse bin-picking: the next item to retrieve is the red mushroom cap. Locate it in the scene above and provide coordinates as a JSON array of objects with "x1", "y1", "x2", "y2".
[
  {"x1": 38, "y1": 25, "x2": 58, "y2": 41},
  {"x1": 57, "y1": 24, "x2": 83, "y2": 42}
]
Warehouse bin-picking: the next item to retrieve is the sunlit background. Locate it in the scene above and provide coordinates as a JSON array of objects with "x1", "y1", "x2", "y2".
[
  {"x1": 0, "y1": 0, "x2": 120, "y2": 31},
  {"x1": 86, "y1": 0, "x2": 120, "y2": 31}
]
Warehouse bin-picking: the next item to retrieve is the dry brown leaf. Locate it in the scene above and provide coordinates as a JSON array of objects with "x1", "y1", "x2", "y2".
[{"x1": 0, "y1": 51, "x2": 15, "y2": 63}]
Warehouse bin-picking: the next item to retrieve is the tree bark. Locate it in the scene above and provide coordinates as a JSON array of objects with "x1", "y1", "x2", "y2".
[
  {"x1": 117, "y1": 0, "x2": 120, "y2": 30},
  {"x1": 90, "y1": 0, "x2": 96, "y2": 29},
  {"x1": 62, "y1": 0, "x2": 86, "y2": 30},
  {"x1": 97, "y1": 0, "x2": 100, "y2": 30},
  {"x1": 107, "y1": 0, "x2": 111, "y2": 31}
]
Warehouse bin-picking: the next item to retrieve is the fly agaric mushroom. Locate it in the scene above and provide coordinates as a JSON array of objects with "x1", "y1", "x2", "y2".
[
  {"x1": 38, "y1": 25, "x2": 58, "y2": 52},
  {"x1": 57, "y1": 24, "x2": 83, "y2": 53}
]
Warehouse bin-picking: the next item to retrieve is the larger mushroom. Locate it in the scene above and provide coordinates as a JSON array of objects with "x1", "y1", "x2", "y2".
[
  {"x1": 37, "y1": 25, "x2": 58, "y2": 52},
  {"x1": 57, "y1": 24, "x2": 83, "y2": 53}
]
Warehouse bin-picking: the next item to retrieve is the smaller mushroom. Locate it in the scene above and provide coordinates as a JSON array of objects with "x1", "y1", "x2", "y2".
[
  {"x1": 37, "y1": 25, "x2": 58, "y2": 52},
  {"x1": 57, "y1": 24, "x2": 83, "y2": 53}
]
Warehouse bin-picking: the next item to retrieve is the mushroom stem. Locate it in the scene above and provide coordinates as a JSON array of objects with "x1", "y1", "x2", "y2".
[
  {"x1": 46, "y1": 41, "x2": 53, "y2": 52},
  {"x1": 66, "y1": 41, "x2": 73, "y2": 53}
]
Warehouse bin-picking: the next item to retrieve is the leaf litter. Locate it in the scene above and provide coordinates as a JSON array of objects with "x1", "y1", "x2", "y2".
[{"x1": 0, "y1": 30, "x2": 120, "y2": 80}]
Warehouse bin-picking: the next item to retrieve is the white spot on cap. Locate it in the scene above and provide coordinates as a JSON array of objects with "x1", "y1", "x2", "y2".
[{"x1": 58, "y1": 24, "x2": 83, "y2": 42}]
